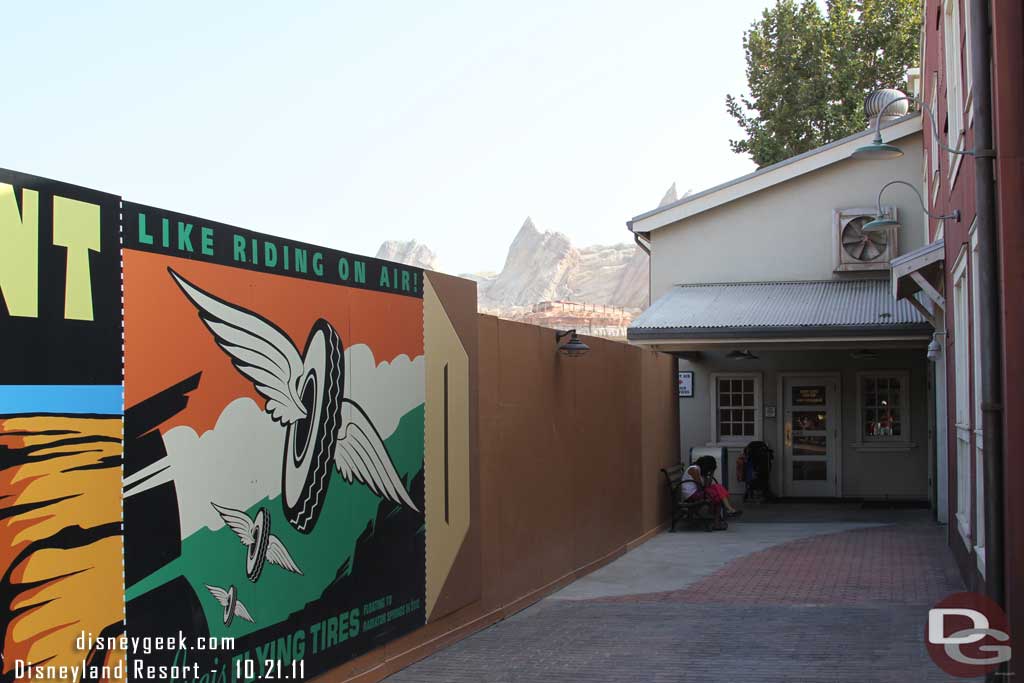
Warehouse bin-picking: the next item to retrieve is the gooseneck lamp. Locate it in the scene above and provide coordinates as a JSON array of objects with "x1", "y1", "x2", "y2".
[
  {"x1": 851, "y1": 94, "x2": 984, "y2": 161},
  {"x1": 863, "y1": 180, "x2": 960, "y2": 233}
]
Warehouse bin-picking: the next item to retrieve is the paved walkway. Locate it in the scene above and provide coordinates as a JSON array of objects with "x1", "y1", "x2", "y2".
[{"x1": 387, "y1": 504, "x2": 974, "y2": 682}]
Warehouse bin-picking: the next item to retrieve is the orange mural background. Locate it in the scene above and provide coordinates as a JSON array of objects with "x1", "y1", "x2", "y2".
[
  {"x1": 0, "y1": 416, "x2": 126, "y2": 681},
  {"x1": 124, "y1": 250, "x2": 424, "y2": 433}
]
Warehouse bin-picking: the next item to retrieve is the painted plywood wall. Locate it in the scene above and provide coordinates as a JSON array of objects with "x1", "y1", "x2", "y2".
[{"x1": 0, "y1": 168, "x2": 677, "y2": 683}]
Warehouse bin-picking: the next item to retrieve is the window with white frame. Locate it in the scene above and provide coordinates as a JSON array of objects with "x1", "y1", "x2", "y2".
[
  {"x1": 970, "y1": 227, "x2": 983, "y2": 442},
  {"x1": 952, "y1": 251, "x2": 972, "y2": 545},
  {"x1": 858, "y1": 372, "x2": 911, "y2": 441},
  {"x1": 963, "y1": 0, "x2": 974, "y2": 119},
  {"x1": 930, "y1": 71, "x2": 940, "y2": 202},
  {"x1": 975, "y1": 450, "x2": 985, "y2": 571},
  {"x1": 711, "y1": 374, "x2": 761, "y2": 444},
  {"x1": 970, "y1": 226, "x2": 985, "y2": 572},
  {"x1": 944, "y1": 0, "x2": 965, "y2": 170},
  {"x1": 922, "y1": 156, "x2": 930, "y2": 244}
]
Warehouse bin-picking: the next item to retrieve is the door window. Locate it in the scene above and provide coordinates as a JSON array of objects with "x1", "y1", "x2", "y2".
[
  {"x1": 784, "y1": 378, "x2": 836, "y2": 496},
  {"x1": 792, "y1": 461, "x2": 828, "y2": 481},
  {"x1": 792, "y1": 385, "x2": 826, "y2": 406}
]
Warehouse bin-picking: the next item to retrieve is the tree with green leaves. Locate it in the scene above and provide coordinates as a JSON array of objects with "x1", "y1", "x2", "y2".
[{"x1": 726, "y1": 0, "x2": 922, "y2": 168}]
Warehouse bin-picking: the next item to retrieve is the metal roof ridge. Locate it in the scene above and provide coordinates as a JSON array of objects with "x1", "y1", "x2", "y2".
[
  {"x1": 671, "y1": 279, "x2": 888, "y2": 288},
  {"x1": 628, "y1": 112, "x2": 922, "y2": 228}
]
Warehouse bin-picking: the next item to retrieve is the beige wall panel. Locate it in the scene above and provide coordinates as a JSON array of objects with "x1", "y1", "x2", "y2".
[{"x1": 424, "y1": 277, "x2": 472, "y2": 620}]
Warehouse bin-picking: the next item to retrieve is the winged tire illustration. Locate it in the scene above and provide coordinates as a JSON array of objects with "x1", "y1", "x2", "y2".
[
  {"x1": 170, "y1": 268, "x2": 418, "y2": 534},
  {"x1": 205, "y1": 584, "x2": 255, "y2": 626},
  {"x1": 211, "y1": 502, "x2": 303, "y2": 581}
]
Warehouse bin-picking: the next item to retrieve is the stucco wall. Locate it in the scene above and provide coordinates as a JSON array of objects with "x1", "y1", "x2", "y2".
[
  {"x1": 676, "y1": 348, "x2": 930, "y2": 500},
  {"x1": 649, "y1": 132, "x2": 924, "y2": 298}
]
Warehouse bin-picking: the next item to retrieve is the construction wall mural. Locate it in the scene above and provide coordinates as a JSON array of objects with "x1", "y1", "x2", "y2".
[
  {"x1": 0, "y1": 170, "x2": 125, "y2": 681},
  {"x1": 0, "y1": 167, "x2": 482, "y2": 682},
  {"x1": 120, "y1": 202, "x2": 428, "y2": 680}
]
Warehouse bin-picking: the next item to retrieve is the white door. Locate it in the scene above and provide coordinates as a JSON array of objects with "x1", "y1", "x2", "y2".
[{"x1": 783, "y1": 377, "x2": 838, "y2": 497}]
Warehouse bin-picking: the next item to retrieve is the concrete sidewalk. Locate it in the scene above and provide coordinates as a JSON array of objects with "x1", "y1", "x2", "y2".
[{"x1": 386, "y1": 505, "x2": 975, "y2": 682}]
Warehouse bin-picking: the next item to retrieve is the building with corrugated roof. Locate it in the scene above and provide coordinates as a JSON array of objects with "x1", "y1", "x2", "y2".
[{"x1": 626, "y1": 111, "x2": 934, "y2": 502}]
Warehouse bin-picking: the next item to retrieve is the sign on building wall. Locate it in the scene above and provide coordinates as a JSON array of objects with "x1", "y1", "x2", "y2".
[
  {"x1": 0, "y1": 169, "x2": 487, "y2": 683},
  {"x1": 678, "y1": 371, "x2": 694, "y2": 398}
]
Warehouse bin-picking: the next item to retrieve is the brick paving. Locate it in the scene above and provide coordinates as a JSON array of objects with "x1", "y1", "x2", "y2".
[
  {"x1": 386, "y1": 517, "x2": 978, "y2": 682},
  {"x1": 594, "y1": 524, "x2": 964, "y2": 607},
  {"x1": 389, "y1": 602, "x2": 952, "y2": 683}
]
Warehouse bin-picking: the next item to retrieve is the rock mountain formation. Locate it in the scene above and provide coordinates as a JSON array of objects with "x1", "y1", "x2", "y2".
[
  {"x1": 375, "y1": 240, "x2": 440, "y2": 272},
  {"x1": 375, "y1": 218, "x2": 649, "y2": 312},
  {"x1": 374, "y1": 185, "x2": 690, "y2": 334}
]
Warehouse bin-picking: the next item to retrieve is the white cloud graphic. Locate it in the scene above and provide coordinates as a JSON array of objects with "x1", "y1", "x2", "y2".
[
  {"x1": 125, "y1": 344, "x2": 424, "y2": 539},
  {"x1": 344, "y1": 344, "x2": 424, "y2": 440}
]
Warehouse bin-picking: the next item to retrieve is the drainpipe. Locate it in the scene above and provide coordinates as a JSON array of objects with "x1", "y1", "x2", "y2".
[
  {"x1": 970, "y1": 0, "x2": 1004, "y2": 664},
  {"x1": 631, "y1": 228, "x2": 651, "y2": 256},
  {"x1": 628, "y1": 221, "x2": 652, "y2": 307}
]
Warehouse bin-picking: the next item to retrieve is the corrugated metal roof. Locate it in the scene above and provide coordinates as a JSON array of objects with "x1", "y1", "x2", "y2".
[{"x1": 629, "y1": 280, "x2": 930, "y2": 339}]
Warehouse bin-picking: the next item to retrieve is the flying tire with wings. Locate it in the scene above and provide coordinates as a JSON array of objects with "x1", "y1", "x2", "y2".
[
  {"x1": 205, "y1": 584, "x2": 255, "y2": 627},
  {"x1": 170, "y1": 269, "x2": 419, "y2": 534},
  {"x1": 211, "y1": 503, "x2": 303, "y2": 581}
]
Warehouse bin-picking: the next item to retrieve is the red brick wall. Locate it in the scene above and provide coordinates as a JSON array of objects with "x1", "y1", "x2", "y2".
[
  {"x1": 924, "y1": 0, "x2": 1024, "y2": 645},
  {"x1": 991, "y1": 0, "x2": 1024, "y2": 651},
  {"x1": 923, "y1": 0, "x2": 981, "y2": 591}
]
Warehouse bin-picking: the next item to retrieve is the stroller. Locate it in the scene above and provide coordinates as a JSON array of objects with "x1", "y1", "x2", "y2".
[{"x1": 740, "y1": 441, "x2": 775, "y2": 502}]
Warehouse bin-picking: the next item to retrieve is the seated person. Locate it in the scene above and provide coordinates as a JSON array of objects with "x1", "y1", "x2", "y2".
[{"x1": 681, "y1": 456, "x2": 742, "y2": 518}]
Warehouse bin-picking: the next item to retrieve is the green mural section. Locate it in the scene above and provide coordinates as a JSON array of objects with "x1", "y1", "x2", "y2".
[{"x1": 127, "y1": 403, "x2": 425, "y2": 638}]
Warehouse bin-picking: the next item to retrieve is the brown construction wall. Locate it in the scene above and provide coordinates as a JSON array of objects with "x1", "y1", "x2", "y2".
[{"x1": 321, "y1": 314, "x2": 679, "y2": 683}]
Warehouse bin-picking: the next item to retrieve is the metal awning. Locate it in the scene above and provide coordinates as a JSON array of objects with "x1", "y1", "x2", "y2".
[
  {"x1": 890, "y1": 240, "x2": 945, "y2": 326},
  {"x1": 628, "y1": 279, "x2": 932, "y2": 348}
]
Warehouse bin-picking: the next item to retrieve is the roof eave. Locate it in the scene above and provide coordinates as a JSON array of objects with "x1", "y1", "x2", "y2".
[
  {"x1": 629, "y1": 113, "x2": 923, "y2": 235},
  {"x1": 627, "y1": 323, "x2": 934, "y2": 341}
]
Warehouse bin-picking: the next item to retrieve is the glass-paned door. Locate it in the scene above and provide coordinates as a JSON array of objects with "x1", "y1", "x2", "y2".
[{"x1": 783, "y1": 377, "x2": 838, "y2": 497}]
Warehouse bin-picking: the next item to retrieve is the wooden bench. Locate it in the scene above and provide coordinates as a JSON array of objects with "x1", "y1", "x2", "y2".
[{"x1": 661, "y1": 464, "x2": 725, "y2": 532}]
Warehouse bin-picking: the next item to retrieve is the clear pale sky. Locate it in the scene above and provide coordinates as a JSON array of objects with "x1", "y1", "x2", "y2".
[{"x1": 2, "y1": 1, "x2": 775, "y2": 274}]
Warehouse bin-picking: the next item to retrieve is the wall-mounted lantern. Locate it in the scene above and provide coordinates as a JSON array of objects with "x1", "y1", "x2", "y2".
[
  {"x1": 851, "y1": 91, "x2": 974, "y2": 234},
  {"x1": 555, "y1": 329, "x2": 590, "y2": 357},
  {"x1": 927, "y1": 332, "x2": 946, "y2": 363},
  {"x1": 862, "y1": 180, "x2": 960, "y2": 233},
  {"x1": 851, "y1": 92, "x2": 981, "y2": 161}
]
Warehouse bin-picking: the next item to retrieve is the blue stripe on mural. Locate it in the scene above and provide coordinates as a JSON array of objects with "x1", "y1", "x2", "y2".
[{"x1": 0, "y1": 385, "x2": 123, "y2": 415}]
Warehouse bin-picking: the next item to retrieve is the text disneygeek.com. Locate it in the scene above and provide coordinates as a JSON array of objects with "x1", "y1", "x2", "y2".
[{"x1": 7, "y1": 631, "x2": 241, "y2": 680}]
